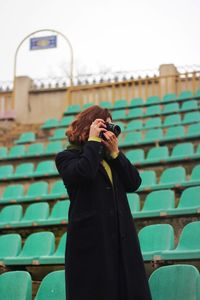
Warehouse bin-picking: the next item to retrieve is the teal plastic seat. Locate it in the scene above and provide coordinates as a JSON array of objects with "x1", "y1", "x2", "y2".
[
  {"x1": 15, "y1": 132, "x2": 35, "y2": 144},
  {"x1": 8, "y1": 145, "x2": 26, "y2": 159},
  {"x1": 157, "y1": 166, "x2": 186, "y2": 189},
  {"x1": 138, "y1": 170, "x2": 157, "y2": 190},
  {"x1": 134, "y1": 190, "x2": 175, "y2": 218},
  {"x1": 125, "y1": 120, "x2": 143, "y2": 131},
  {"x1": 146, "y1": 146, "x2": 169, "y2": 163},
  {"x1": 0, "y1": 234, "x2": 21, "y2": 260},
  {"x1": 49, "y1": 128, "x2": 66, "y2": 141},
  {"x1": 25, "y1": 143, "x2": 44, "y2": 157},
  {"x1": 194, "y1": 89, "x2": 200, "y2": 98},
  {"x1": 125, "y1": 149, "x2": 145, "y2": 164},
  {"x1": 163, "y1": 93, "x2": 177, "y2": 102},
  {"x1": 170, "y1": 143, "x2": 194, "y2": 161},
  {"x1": 82, "y1": 102, "x2": 94, "y2": 109},
  {"x1": 180, "y1": 100, "x2": 198, "y2": 112},
  {"x1": 59, "y1": 116, "x2": 74, "y2": 127},
  {"x1": 41, "y1": 118, "x2": 59, "y2": 129},
  {"x1": 0, "y1": 205, "x2": 22, "y2": 227},
  {"x1": 119, "y1": 132, "x2": 142, "y2": 147},
  {"x1": 126, "y1": 108, "x2": 143, "y2": 119},
  {"x1": 115, "y1": 121, "x2": 126, "y2": 132},
  {"x1": 149, "y1": 264, "x2": 200, "y2": 300},
  {"x1": 12, "y1": 163, "x2": 34, "y2": 179},
  {"x1": 45, "y1": 141, "x2": 63, "y2": 155},
  {"x1": 144, "y1": 128, "x2": 163, "y2": 143},
  {"x1": 168, "y1": 186, "x2": 200, "y2": 216},
  {"x1": 99, "y1": 101, "x2": 112, "y2": 109},
  {"x1": 177, "y1": 90, "x2": 193, "y2": 101},
  {"x1": 23, "y1": 181, "x2": 49, "y2": 202},
  {"x1": 130, "y1": 98, "x2": 144, "y2": 107},
  {"x1": 1, "y1": 184, "x2": 24, "y2": 203},
  {"x1": 146, "y1": 96, "x2": 160, "y2": 105},
  {"x1": 4, "y1": 231, "x2": 55, "y2": 265},
  {"x1": 46, "y1": 180, "x2": 68, "y2": 200},
  {"x1": 145, "y1": 105, "x2": 161, "y2": 117},
  {"x1": 162, "y1": 103, "x2": 179, "y2": 115},
  {"x1": 113, "y1": 99, "x2": 128, "y2": 109},
  {"x1": 138, "y1": 224, "x2": 174, "y2": 260},
  {"x1": 186, "y1": 122, "x2": 200, "y2": 138},
  {"x1": 161, "y1": 221, "x2": 200, "y2": 260},
  {"x1": 38, "y1": 200, "x2": 70, "y2": 226},
  {"x1": 0, "y1": 147, "x2": 7, "y2": 159},
  {"x1": 112, "y1": 109, "x2": 126, "y2": 120},
  {"x1": 0, "y1": 271, "x2": 32, "y2": 300},
  {"x1": 39, "y1": 233, "x2": 66, "y2": 264},
  {"x1": 164, "y1": 125, "x2": 185, "y2": 141},
  {"x1": 183, "y1": 165, "x2": 200, "y2": 187},
  {"x1": 35, "y1": 270, "x2": 65, "y2": 299},
  {"x1": 64, "y1": 104, "x2": 81, "y2": 114},
  {"x1": 0, "y1": 165, "x2": 13, "y2": 180},
  {"x1": 144, "y1": 117, "x2": 161, "y2": 129},
  {"x1": 34, "y1": 160, "x2": 58, "y2": 177},
  {"x1": 127, "y1": 193, "x2": 140, "y2": 214},
  {"x1": 163, "y1": 114, "x2": 181, "y2": 127},
  {"x1": 182, "y1": 112, "x2": 200, "y2": 125}
]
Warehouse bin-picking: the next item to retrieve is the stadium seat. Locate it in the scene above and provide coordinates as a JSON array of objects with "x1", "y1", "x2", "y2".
[
  {"x1": 138, "y1": 170, "x2": 157, "y2": 190},
  {"x1": 0, "y1": 184, "x2": 24, "y2": 203},
  {"x1": 125, "y1": 149, "x2": 145, "y2": 164},
  {"x1": 164, "y1": 125, "x2": 185, "y2": 141},
  {"x1": 157, "y1": 166, "x2": 186, "y2": 189},
  {"x1": 163, "y1": 93, "x2": 177, "y2": 102},
  {"x1": 194, "y1": 89, "x2": 200, "y2": 98},
  {"x1": 23, "y1": 181, "x2": 49, "y2": 202},
  {"x1": 182, "y1": 111, "x2": 200, "y2": 125},
  {"x1": 186, "y1": 122, "x2": 200, "y2": 138},
  {"x1": 64, "y1": 104, "x2": 81, "y2": 114},
  {"x1": 35, "y1": 270, "x2": 65, "y2": 299},
  {"x1": 145, "y1": 105, "x2": 161, "y2": 117},
  {"x1": 59, "y1": 115, "x2": 74, "y2": 127},
  {"x1": 4, "y1": 231, "x2": 55, "y2": 265},
  {"x1": 163, "y1": 114, "x2": 181, "y2": 127},
  {"x1": 180, "y1": 100, "x2": 198, "y2": 112},
  {"x1": 99, "y1": 101, "x2": 112, "y2": 108},
  {"x1": 0, "y1": 234, "x2": 21, "y2": 261},
  {"x1": 144, "y1": 128, "x2": 163, "y2": 143},
  {"x1": 45, "y1": 141, "x2": 63, "y2": 155},
  {"x1": 115, "y1": 121, "x2": 126, "y2": 132},
  {"x1": 0, "y1": 271, "x2": 32, "y2": 300},
  {"x1": 113, "y1": 99, "x2": 128, "y2": 109},
  {"x1": 0, "y1": 146, "x2": 7, "y2": 159},
  {"x1": 8, "y1": 145, "x2": 26, "y2": 159},
  {"x1": 34, "y1": 160, "x2": 58, "y2": 177},
  {"x1": 127, "y1": 193, "x2": 140, "y2": 214},
  {"x1": 169, "y1": 143, "x2": 194, "y2": 161},
  {"x1": 162, "y1": 103, "x2": 179, "y2": 115},
  {"x1": 49, "y1": 128, "x2": 66, "y2": 140},
  {"x1": 126, "y1": 108, "x2": 143, "y2": 119},
  {"x1": 146, "y1": 96, "x2": 160, "y2": 105},
  {"x1": 38, "y1": 200, "x2": 69, "y2": 226},
  {"x1": 82, "y1": 102, "x2": 94, "y2": 109},
  {"x1": 44, "y1": 180, "x2": 68, "y2": 200},
  {"x1": 160, "y1": 221, "x2": 200, "y2": 260},
  {"x1": 177, "y1": 90, "x2": 193, "y2": 101},
  {"x1": 41, "y1": 118, "x2": 59, "y2": 129},
  {"x1": 0, "y1": 164, "x2": 13, "y2": 180},
  {"x1": 149, "y1": 264, "x2": 200, "y2": 300},
  {"x1": 25, "y1": 143, "x2": 44, "y2": 157},
  {"x1": 130, "y1": 97, "x2": 144, "y2": 107},
  {"x1": 144, "y1": 117, "x2": 161, "y2": 129},
  {"x1": 0, "y1": 205, "x2": 22, "y2": 227},
  {"x1": 146, "y1": 146, "x2": 169, "y2": 164},
  {"x1": 15, "y1": 132, "x2": 35, "y2": 144},
  {"x1": 183, "y1": 164, "x2": 200, "y2": 187},
  {"x1": 125, "y1": 120, "x2": 143, "y2": 131},
  {"x1": 11, "y1": 162, "x2": 34, "y2": 179},
  {"x1": 119, "y1": 132, "x2": 143, "y2": 147},
  {"x1": 138, "y1": 224, "x2": 174, "y2": 260}
]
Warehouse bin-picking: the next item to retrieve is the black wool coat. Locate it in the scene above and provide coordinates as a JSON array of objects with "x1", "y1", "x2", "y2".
[{"x1": 55, "y1": 140, "x2": 152, "y2": 300}]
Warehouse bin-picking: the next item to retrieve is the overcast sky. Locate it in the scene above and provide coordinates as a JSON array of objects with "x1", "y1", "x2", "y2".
[{"x1": 0, "y1": 0, "x2": 199, "y2": 83}]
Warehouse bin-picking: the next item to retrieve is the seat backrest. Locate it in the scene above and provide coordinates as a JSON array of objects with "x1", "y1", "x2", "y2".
[
  {"x1": 147, "y1": 146, "x2": 169, "y2": 161},
  {"x1": 26, "y1": 143, "x2": 44, "y2": 156},
  {"x1": 190, "y1": 164, "x2": 200, "y2": 180},
  {"x1": 177, "y1": 221, "x2": 200, "y2": 250},
  {"x1": 54, "y1": 233, "x2": 67, "y2": 256},
  {"x1": 178, "y1": 186, "x2": 200, "y2": 208},
  {"x1": 162, "y1": 103, "x2": 179, "y2": 113},
  {"x1": 113, "y1": 99, "x2": 128, "y2": 109},
  {"x1": 0, "y1": 234, "x2": 21, "y2": 257},
  {"x1": 146, "y1": 96, "x2": 160, "y2": 105},
  {"x1": 149, "y1": 264, "x2": 200, "y2": 300},
  {"x1": 163, "y1": 114, "x2": 181, "y2": 126},
  {"x1": 0, "y1": 146, "x2": 7, "y2": 159},
  {"x1": 140, "y1": 170, "x2": 157, "y2": 187},
  {"x1": 0, "y1": 165, "x2": 14, "y2": 178},
  {"x1": 59, "y1": 116, "x2": 74, "y2": 126},
  {"x1": 130, "y1": 97, "x2": 144, "y2": 107},
  {"x1": 0, "y1": 205, "x2": 22, "y2": 223},
  {"x1": 65, "y1": 104, "x2": 81, "y2": 113},
  {"x1": 2, "y1": 184, "x2": 24, "y2": 200},
  {"x1": 125, "y1": 149, "x2": 144, "y2": 162},
  {"x1": 178, "y1": 90, "x2": 193, "y2": 99},
  {"x1": 0, "y1": 271, "x2": 32, "y2": 300},
  {"x1": 159, "y1": 166, "x2": 186, "y2": 184},
  {"x1": 144, "y1": 117, "x2": 161, "y2": 129},
  {"x1": 124, "y1": 131, "x2": 143, "y2": 144},
  {"x1": 181, "y1": 100, "x2": 198, "y2": 110},
  {"x1": 35, "y1": 160, "x2": 57, "y2": 174},
  {"x1": 8, "y1": 145, "x2": 26, "y2": 157},
  {"x1": 163, "y1": 93, "x2": 176, "y2": 102},
  {"x1": 143, "y1": 190, "x2": 175, "y2": 211},
  {"x1": 165, "y1": 125, "x2": 185, "y2": 138},
  {"x1": 45, "y1": 141, "x2": 63, "y2": 154},
  {"x1": 26, "y1": 181, "x2": 49, "y2": 197},
  {"x1": 183, "y1": 112, "x2": 200, "y2": 123},
  {"x1": 52, "y1": 128, "x2": 66, "y2": 139},
  {"x1": 126, "y1": 120, "x2": 143, "y2": 130},
  {"x1": 15, "y1": 163, "x2": 34, "y2": 176},
  {"x1": 145, "y1": 128, "x2": 163, "y2": 141},
  {"x1": 49, "y1": 200, "x2": 70, "y2": 220},
  {"x1": 171, "y1": 142, "x2": 194, "y2": 157},
  {"x1": 99, "y1": 101, "x2": 112, "y2": 109},
  {"x1": 127, "y1": 193, "x2": 140, "y2": 212},
  {"x1": 22, "y1": 202, "x2": 49, "y2": 221},
  {"x1": 35, "y1": 270, "x2": 65, "y2": 300},
  {"x1": 50, "y1": 180, "x2": 68, "y2": 196}
]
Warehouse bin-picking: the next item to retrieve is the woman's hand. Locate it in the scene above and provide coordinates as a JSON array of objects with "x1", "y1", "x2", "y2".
[
  {"x1": 101, "y1": 131, "x2": 119, "y2": 154},
  {"x1": 89, "y1": 119, "x2": 107, "y2": 138}
]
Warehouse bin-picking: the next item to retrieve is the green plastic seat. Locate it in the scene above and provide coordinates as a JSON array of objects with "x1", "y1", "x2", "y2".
[
  {"x1": 0, "y1": 205, "x2": 22, "y2": 227},
  {"x1": 45, "y1": 141, "x2": 63, "y2": 155},
  {"x1": 23, "y1": 181, "x2": 49, "y2": 202},
  {"x1": 161, "y1": 221, "x2": 200, "y2": 260},
  {"x1": 186, "y1": 122, "x2": 200, "y2": 138},
  {"x1": 45, "y1": 180, "x2": 68, "y2": 200},
  {"x1": 145, "y1": 105, "x2": 161, "y2": 117},
  {"x1": 162, "y1": 103, "x2": 179, "y2": 115},
  {"x1": 4, "y1": 231, "x2": 55, "y2": 265},
  {"x1": 126, "y1": 108, "x2": 143, "y2": 119},
  {"x1": 25, "y1": 143, "x2": 44, "y2": 157},
  {"x1": 0, "y1": 146, "x2": 7, "y2": 159},
  {"x1": 149, "y1": 264, "x2": 200, "y2": 300},
  {"x1": 127, "y1": 193, "x2": 140, "y2": 214},
  {"x1": 180, "y1": 100, "x2": 198, "y2": 112},
  {"x1": 157, "y1": 166, "x2": 186, "y2": 189},
  {"x1": 182, "y1": 112, "x2": 200, "y2": 125},
  {"x1": 15, "y1": 132, "x2": 35, "y2": 144},
  {"x1": 11, "y1": 202, "x2": 50, "y2": 228},
  {"x1": 11, "y1": 163, "x2": 34, "y2": 179},
  {"x1": 34, "y1": 160, "x2": 58, "y2": 177},
  {"x1": 59, "y1": 116, "x2": 74, "y2": 127},
  {"x1": 35, "y1": 270, "x2": 65, "y2": 299},
  {"x1": 134, "y1": 190, "x2": 175, "y2": 218},
  {"x1": 194, "y1": 89, "x2": 200, "y2": 98},
  {"x1": 115, "y1": 121, "x2": 126, "y2": 132},
  {"x1": 99, "y1": 101, "x2": 112, "y2": 109},
  {"x1": 168, "y1": 186, "x2": 200, "y2": 216},
  {"x1": 183, "y1": 165, "x2": 200, "y2": 187},
  {"x1": 0, "y1": 234, "x2": 21, "y2": 260},
  {"x1": 164, "y1": 125, "x2": 185, "y2": 141},
  {"x1": 38, "y1": 200, "x2": 70, "y2": 226},
  {"x1": 8, "y1": 145, "x2": 26, "y2": 159},
  {"x1": 138, "y1": 224, "x2": 174, "y2": 260},
  {"x1": 112, "y1": 109, "x2": 126, "y2": 121},
  {"x1": 125, "y1": 120, "x2": 143, "y2": 131},
  {"x1": 144, "y1": 117, "x2": 161, "y2": 129},
  {"x1": 41, "y1": 118, "x2": 59, "y2": 129},
  {"x1": 170, "y1": 143, "x2": 194, "y2": 161},
  {"x1": 138, "y1": 170, "x2": 157, "y2": 190},
  {"x1": 0, "y1": 164, "x2": 13, "y2": 180},
  {"x1": 82, "y1": 102, "x2": 94, "y2": 109},
  {"x1": 163, "y1": 93, "x2": 177, "y2": 102},
  {"x1": 64, "y1": 104, "x2": 81, "y2": 114},
  {"x1": 177, "y1": 90, "x2": 193, "y2": 101},
  {"x1": 146, "y1": 146, "x2": 169, "y2": 163},
  {"x1": 113, "y1": 99, "x2": 128, "y2": 109},
  {"x1": 144, "y1": 128, "x2": 163, "y2": 143},
  {"x1": 163, "y1": 114, "x2": 181, "y2": 127},
  {"x1": 195, "y1": 144, "x2": 200, "y2": 158},
  {"x1": 49, "y1": 128, "x2": 66, "y2": 141},
  {"x1": 125, "y1": 149, "x2": 145, "y2": 164},
  {"x1": 1, "y1": 184, "x2": 24, "y2": 203},
  {"x1": 119, "y1": 132, "x2": 143, "y2": 147},
  {"x1": 0, "y1": 271, "x2": 32, "y2": 300},
  {"x1": 146, "y1": 96, "x2": 160, "y2": 105},
  {"x1": 130, "y1": 98, "x2": 144, "y2": 107}
]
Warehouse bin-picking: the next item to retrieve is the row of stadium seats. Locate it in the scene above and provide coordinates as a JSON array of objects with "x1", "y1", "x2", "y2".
[
  {"x1": 0, "y1": 221, "x2": 199, "y2": 265},
  {"x1": 0, "y1": 187, "x2": 199, "y2": 229},
  {"x1": 1, "y1": 264, "x2": 200, "y2": 300}
]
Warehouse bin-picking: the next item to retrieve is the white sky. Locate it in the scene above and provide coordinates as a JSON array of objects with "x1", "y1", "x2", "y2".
[{"x1": 0, "y1": 0, "x2": 199, "y2": 82}]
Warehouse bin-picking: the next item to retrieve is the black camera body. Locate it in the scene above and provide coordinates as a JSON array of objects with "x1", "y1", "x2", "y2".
[{"x1": 99, "y1": 122, "x2": 121, "y2": 140}]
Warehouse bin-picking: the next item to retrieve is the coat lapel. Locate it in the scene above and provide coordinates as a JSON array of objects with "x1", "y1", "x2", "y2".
[{"x1": 99, "y1": 161, "x2": 113, "y2": 185}]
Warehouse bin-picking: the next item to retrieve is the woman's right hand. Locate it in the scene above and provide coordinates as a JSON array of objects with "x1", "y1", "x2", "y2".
[{"x1": 89, "y1": 119, "x2": 107, "y2": 138}]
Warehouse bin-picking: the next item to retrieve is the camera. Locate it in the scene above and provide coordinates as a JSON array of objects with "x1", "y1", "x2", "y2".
[{"x1": 99, "y1": 122, "x2": 121, "y2": 140}]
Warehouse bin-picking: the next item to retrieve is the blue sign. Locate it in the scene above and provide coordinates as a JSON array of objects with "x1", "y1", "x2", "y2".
[{"x1": 30, "y1": 35, "x2": 57, "y2": 50}]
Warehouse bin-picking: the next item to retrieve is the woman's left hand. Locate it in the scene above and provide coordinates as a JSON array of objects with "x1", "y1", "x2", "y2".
[{"x1": 101, "y1": 131, "x2": 119, "y2": 154}]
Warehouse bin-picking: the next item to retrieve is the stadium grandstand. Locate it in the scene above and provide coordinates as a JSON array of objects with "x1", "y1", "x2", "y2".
[{"x1": 0, "y1": 63, "x2": 200, "y2": 299}]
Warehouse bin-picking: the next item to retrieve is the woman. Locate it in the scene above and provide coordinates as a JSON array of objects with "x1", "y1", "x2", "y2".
[{"x1": 55, "y1": 105, "x2": 152, "y2": 300}]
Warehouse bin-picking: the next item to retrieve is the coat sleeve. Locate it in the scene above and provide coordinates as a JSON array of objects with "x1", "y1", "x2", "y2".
[
  {"x1": 55, "y1": 141, "x2": 104, "y2": 185},
  {"x1": 111, "y1": 151, "x2": 142, "y2": 192}
]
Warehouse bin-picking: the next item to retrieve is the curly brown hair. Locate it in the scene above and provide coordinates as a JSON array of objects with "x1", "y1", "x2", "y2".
[{"x1": 66, "y1": 105, "x2": 112, "y2": 145}]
